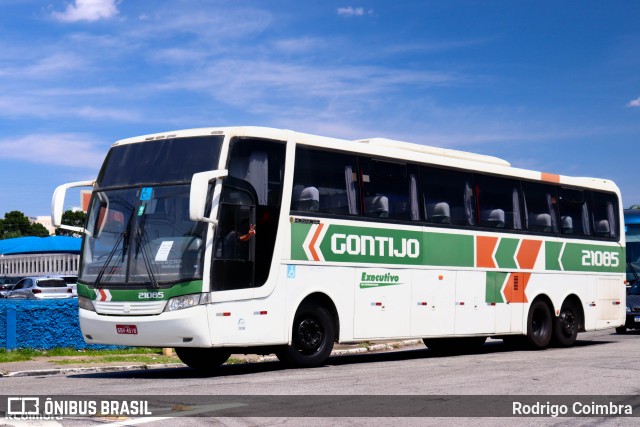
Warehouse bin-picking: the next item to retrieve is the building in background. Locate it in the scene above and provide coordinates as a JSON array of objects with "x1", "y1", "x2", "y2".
[{"x1": 0, "y1": 236, "x2": 81, "y2": 277}]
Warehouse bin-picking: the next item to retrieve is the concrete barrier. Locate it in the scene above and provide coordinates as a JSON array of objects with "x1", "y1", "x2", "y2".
[{"x1": 0, "y1": 299, "x2": 119, "y2": 350}]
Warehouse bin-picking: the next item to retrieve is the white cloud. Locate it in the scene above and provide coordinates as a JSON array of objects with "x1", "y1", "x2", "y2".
[
  {"x1": 0, "y1": 93, "x2": 141, "y2": 122},
  {"x1": 52, "y1": 0, "x2": 119, "y2": 23},
  {"x1": 155, "y1": 59, "x2": 458, "y2": 109},
  {"x1": 628, "y1": 97, "x2": 640, "y2": 107},
  {"x1": 272, "y1": 37, "x2": 325, "y2": 54},
  {"x1": 337, "y1": 7, "x2": 372, "y2": 17},
  {"x1": 0, "y1": 133, "x2": 106, "y2": 168},
  {"x1": 0, "y1": 53, "x2": 86, "y2": 79}
]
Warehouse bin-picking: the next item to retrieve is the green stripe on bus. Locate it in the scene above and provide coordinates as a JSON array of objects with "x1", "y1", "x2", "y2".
[
  {"x1": 423, "y1": 232, "x2": 474, "y2": 267},
  {"x1": 485, "y1": 271, "x2": 508, "y2": 304},
  {"x1": 559, "y1": 243, "x2": 624, "y2": 273},
  {"x1": 545, "y1": 241, "x2": 563, "y2": 271},
  {"x1": 290, "y1": 222, "x2": 312, "y2": 261},
  {"x1": 545, "y1": 242, "x2": 624, "y2": 273},
  {"x1": 290, "y1": 220, "x2": 623, "y2": 273},
  {"x1": 77, "y1": 280, "x2": 204, "y2": 301},
  {"x1": 318, "y1": 224, "x2": 425, "y2": 265},
  {"x1": 494, "y1": 238, "x2": 519, "y2": 269}
]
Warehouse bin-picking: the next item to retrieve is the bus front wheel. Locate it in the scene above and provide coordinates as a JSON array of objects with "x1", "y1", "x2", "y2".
[
  {"x1": 175, "y1": 347, "x2": 230, "y2": 374},
  {"x1": 526, "y1": 300, "x2": 553, "y2": 349},
  {"x1": 278, "y1": 305, "x2": 335, "y2": 367}
]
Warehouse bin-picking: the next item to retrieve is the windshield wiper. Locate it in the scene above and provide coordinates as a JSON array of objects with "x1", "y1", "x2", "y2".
[
  {"x1": 94, "y1": 208, "x2": 134, "y2": 290},
  {"x1": 94, "y1": 231, "x2": 126, "y2": 290},
  {"x1": 135, "y1": 216, "x2": 160, "y2": 289}
]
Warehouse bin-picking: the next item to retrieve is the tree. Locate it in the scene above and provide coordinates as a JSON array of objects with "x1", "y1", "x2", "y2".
[
  {"x1": 0, "y1": 211, "x2": 33, "y2": 239},
  {"x1": 630, "y1": 204, "x2": 640, "y2": 210},
  {"x1": 0, "y1": 211, "x2": 53, "y2": 239},
  {"x1": 55, "y1": 210, "x2": 87, "y2": 237},
  {"x1": 29, "y1": 222, "x2": 50, "y2": 237}
]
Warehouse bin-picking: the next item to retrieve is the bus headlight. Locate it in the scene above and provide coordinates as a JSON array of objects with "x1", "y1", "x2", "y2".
[
  {"x1": 78, "y1": 296, "x2": 95, "y2": 312},
  {"x1": 165, "y1": 293, "x2": 211, "y2": 312}
]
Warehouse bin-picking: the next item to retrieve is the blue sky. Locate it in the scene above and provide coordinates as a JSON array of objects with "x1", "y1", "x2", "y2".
[{"x1": 1, "y1": 0, "x2": 639, "y2": 217}]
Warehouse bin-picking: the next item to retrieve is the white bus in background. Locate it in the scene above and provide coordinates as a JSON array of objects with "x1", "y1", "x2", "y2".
[{"x1": 52, "y1": 127, "x2": 626, "y2": 373}]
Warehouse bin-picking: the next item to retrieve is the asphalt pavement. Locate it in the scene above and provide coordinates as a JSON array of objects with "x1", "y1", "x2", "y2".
[{"x1": 0, "y1": 339, "x2": 424, "y2": 377}]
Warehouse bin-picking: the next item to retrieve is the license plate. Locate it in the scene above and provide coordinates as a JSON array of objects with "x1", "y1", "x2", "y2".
[
  {"x1": 116, "y1": 325, "x2": 138, "y2": 334},
  {"x1": 634, "y1": 317, "x2": 640, "y2": 323}
]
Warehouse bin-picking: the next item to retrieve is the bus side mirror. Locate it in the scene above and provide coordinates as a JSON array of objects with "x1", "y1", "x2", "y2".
[
  {"x1": 51, "y1": 180, "x2": 95, "y2": 232},
  {"x1": 189, "y1": 169, "x2": 228, "y2": 224}
]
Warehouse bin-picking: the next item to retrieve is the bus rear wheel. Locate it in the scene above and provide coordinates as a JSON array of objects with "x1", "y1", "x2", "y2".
[
  {"x1": 552, "y1": 301, "x2": 579, "y2": 347},
  {"x1": 526, "y1": 300, "x2": 552, "y2": 349},
  {"x1": 175, "y1": 347, "x2": 231, "y2": 374},
  {"x1": 278, "y1": 305, "x2": 335, "y2": 367}
]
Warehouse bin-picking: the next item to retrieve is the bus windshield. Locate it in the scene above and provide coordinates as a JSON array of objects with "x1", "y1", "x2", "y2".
[{"x1": 79, "y1": 136, "x2": 223, "y2": 287}]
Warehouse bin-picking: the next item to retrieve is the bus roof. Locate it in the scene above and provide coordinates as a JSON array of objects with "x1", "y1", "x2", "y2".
[
  {"x1": 355, "y1": 138, "x2": 511, "y2": 167},
  {"x1": 113, "y1": 126, "x2": 620, "y2": 195}
]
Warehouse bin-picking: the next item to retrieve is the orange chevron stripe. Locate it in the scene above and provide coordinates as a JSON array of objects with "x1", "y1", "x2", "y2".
[
  {"x1": 502, "y1": 273, "x2": 530, "y2": 303},
  {"x1": 476, "y1": 236, "x2": 499, "y2": 268},
  {"x1": 308, "y1": 223, "x2": 324, "y2": 261},
  {"x1": 516, "y1": 239, "x2": 543, "y2": 270}
]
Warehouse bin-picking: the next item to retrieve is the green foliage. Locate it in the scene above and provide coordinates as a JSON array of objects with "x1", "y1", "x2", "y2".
[
  {"x1": 0, "y1": 347, "x2": 162, "y2": 363},
  {"x1": 53, "y1": 355, "x2": 179, "y2": 365},
  {"x1": 0, "y1": 210, "x2": 52, "y2": 239},
  {"x1": 0, "y1": 348, "x2": 41, "y2": 363},
  {"x1": 30, "y1": 222, "x2": 50, "y2": 237},
  {"x1": 630, "y1": 204, "x2": 640, "y2": 210},
  {"x1": 55, "y1": 210, "x2": 87, "y2": 237}
]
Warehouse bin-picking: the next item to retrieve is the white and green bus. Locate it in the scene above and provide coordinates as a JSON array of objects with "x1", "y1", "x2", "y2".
[{"x1": 52, "y1": 127, "x2": 626, "y2": 372}]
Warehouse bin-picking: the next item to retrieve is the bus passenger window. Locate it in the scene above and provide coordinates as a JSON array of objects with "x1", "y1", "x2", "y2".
[
  {"x1": 422, "y1": 167, "x2": 475, "y2": 226},
  {"x1": 559, "y1": 188, "x2": 590, "y2": 237},
  {"x1": 360, "y1": 159, "x2": 418, "y2": 221},
  {"x1": 475, "y1": 175, "x2": 522, "y2": 231},
  {"x1": 292, "y1": 147, "x2": 360, "y2": 216},
  {"x1": 521, "y1": 182, "x2": 558, "y2": 234},
  {"x1": 590, "y1": 191, "x2": 618, "y2": 239}
]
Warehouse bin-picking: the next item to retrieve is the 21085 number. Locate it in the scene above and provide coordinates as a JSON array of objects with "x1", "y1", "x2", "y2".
[{"x1": 581, "y1": 250, "x2": 619, "y2": 268}]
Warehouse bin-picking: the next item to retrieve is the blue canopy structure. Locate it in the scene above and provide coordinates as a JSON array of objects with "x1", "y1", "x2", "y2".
[{"x1": 0, "y1": 236, "x2": 81, "y2": 255}]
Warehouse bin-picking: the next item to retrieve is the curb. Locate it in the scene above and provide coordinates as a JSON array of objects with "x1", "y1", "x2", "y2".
[
  {"x1": 1, "y1": 340, "x2": 423, "y2": 378},
  {"x1": 1, "y1": 363, "x2": 185, "y2": 378}
]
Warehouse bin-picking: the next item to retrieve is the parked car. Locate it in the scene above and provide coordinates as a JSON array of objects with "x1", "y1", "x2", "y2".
[
  {"x1": 7, "y1": 276, "x2": 73, "y2": 299},
  {"x1": 617, "y1": 281, "x2": 640, "y2": 334},
  {"x1": 0, "y1": 276, "x2": 22, "y2": 298},
  {"x1": 56, "y1": 275, "x2": 78, "y2": 297}
]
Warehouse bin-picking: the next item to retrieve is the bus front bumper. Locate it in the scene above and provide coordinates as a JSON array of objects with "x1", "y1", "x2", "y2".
[{"x1": 79, "y1": 305, "x2": 212, "y2": 347}]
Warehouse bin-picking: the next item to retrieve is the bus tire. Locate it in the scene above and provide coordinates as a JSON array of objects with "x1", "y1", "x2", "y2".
[
  {"x1": 615, "y1": 326, "x2": 627, "y2": 334},
  {"x1": 175, "y1": 347, "x2": 230, "y2": 374},
  {"x1": 526, "y1": 300, "x2": 552, "y2": 349},
  {"x1": 280, "y1": 305, "x2": 335, "y2": 367},
  {"x1": 552, "y1": 301, "x2": 579, "y2": 347}
]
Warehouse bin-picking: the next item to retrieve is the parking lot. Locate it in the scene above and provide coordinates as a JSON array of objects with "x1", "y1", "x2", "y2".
[{"x1": 2, "y1": 329, "x2": 639, "y2": 425}]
